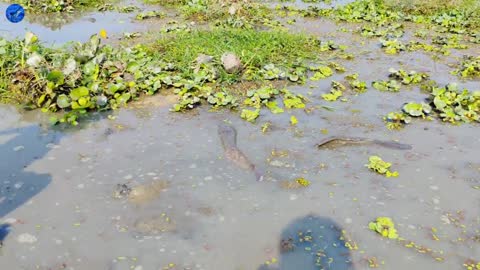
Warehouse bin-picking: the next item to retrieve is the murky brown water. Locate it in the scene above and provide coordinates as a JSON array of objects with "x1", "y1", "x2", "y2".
[{"x1": 1, "y1": 1, "x2": 479, "y2": 270}]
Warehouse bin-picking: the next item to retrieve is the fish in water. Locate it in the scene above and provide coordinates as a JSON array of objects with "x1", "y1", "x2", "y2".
[
  {"x1": 218, "y1": 123, "x2": 264, "y2": 181},
  {"x1": 316, "y1": 136, "x2": 412, "y2": 150}
]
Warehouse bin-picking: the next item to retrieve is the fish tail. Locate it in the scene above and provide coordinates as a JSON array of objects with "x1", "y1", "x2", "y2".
[{"x1": 374, "y1": 140, "x2": 412, "y2": 150}]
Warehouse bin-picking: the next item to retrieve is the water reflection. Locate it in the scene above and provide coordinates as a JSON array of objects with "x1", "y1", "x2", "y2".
[
  {"x1": 0, "y1": 125, "x2": 62, "y2": 218},
  {"x1": 0, "y1": 2, "x2": 147, "y2": 45},
  {"x1": 259, "y1": 215, "x2": 354, "y2": 270}
]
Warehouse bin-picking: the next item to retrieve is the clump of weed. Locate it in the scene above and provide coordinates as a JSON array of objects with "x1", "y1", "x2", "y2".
[
  {"x1": 152, "y1": 28, "x2": 320, "y2": 82},
  {"x1": 4, "y1": 0, "x2": 110, "y2": 13}
]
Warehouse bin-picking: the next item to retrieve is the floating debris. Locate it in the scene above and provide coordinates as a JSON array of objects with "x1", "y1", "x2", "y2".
[{"x1": 367, "y1": 156, "x2": 399, "y2": 178}]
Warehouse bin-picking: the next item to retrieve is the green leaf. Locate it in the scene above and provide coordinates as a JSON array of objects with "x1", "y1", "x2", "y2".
[
  {"x1": 241, "y1": 109, "x2": 260, "y2": 123},
  {"x1": 311, "y1": 66, "x2": 333, "y2": 81},
  {"x1": 70, "y1": 87, "x2": 89, "y2": 101},
  {"x1": 56, "y1": 94, "x2": 71, "y2": 108},
  {"x1": 402, "y1": 102, "x2": 431, "y2": 117},
  {"x1": 37, "y1": 94, "x2": 47, "y2": 107},
  {"x1": 47, "y1": 70, "x2": 65, "y2": 85},
  {"x1": 116, "y1": 93, "x2": 131, "y2": 105},
  {"x1": 290, "y1": 115, "x2": 298, "y2": 125},
  {"x1": 266, "y1": 101, "x2": 284, "y2": 114}
]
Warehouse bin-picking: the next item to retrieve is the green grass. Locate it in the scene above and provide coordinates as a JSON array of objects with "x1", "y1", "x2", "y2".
[
  {"x1": 143, "y1": 0, "x2": 270, "y2": 22},
  {"x1": 153, "y1": 28, "x2": 318, "y2": 74},
  {"x1": 3, "y1": 0, "x2": 110, "y2": 13}
]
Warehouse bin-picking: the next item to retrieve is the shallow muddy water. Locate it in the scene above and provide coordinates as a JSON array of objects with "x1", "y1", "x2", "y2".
[
  {"x1": 1, "y1": 2, "x2": 479, "y2": 270},
  {"x1": 0, "y1": 0, "x2": 170, "y2": 45}
]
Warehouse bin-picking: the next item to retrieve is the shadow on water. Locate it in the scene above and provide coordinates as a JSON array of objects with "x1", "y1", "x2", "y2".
[
  {"x1": 0, "y1": 125, "x2": 62, "y2": 218},
  {"x1": 259, "y1": 215, "x2": 354, "y2": 270},
  {"x1": 0, "y1": 223, "x2": 11, "y2": 247}
]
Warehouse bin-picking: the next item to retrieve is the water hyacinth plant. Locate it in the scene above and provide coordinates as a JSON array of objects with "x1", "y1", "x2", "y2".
[{"x1": 369, "y1": 217, "x2": 399, "y2": 239}]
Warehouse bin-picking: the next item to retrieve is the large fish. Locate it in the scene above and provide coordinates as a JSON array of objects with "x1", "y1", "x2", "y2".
[
  {"x1": 316, "y1": 136, "x2": 412, "y2": 150},
  {"x1": 218, "y1": 123, "x2": 263, "y2": 181}
]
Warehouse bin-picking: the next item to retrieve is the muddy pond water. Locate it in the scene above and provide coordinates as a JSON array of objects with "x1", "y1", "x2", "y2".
[{"x1": 0, "y1": 1, "x2": 479, "y2": 270}]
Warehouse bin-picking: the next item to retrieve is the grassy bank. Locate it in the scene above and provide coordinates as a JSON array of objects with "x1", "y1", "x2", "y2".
[
  {"x1": 3, "y1": 0, "x2": 111, "y2": 13},
  {"x1": 0, "y1": 28, "x2": 323, "y2": 124},
  {"x1": 153, "y1": 28, "x2": 319, "y2": 81},
  {"x1": 144, "y1": 0, "x2": 270, "y2": 22}
]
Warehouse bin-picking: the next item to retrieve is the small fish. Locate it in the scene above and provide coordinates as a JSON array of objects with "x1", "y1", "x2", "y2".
[
  {"x1": 218, "y1": 123, "x2": 263, "y2": 181},
  {"x1": 316, "y1": 136, "x2": 412, "y2": 150}
]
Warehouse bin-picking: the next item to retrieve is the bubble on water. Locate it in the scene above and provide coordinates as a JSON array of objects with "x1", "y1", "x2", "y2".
[
  {"x1": 430, "y1": 185, "x2": 439, "y2": 190},
  {"x1": 289, "y1": 194, "x2": 298, "y2": 201},
  {"x1": 14, "y1": 182, "x2": 23, "y2": 189},
  {"x1": 124, "y1": 175, "x2": 133, "y2": 180},
  {"x1": 17, "y1": 233, "x2": 37, "y2": 244},
  {"x1": 345, "y1": 217, "x2": 352, "y2": 224}
]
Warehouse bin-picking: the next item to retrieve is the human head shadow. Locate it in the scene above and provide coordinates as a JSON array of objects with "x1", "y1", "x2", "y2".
[
  {"x1": 0, "y1": 124, "x2": 62, "y2": 218},
  {"x1": 258, "y1": 215, "x2": 355, "y2": 270},
  {"x1": 0, "y1": 223, "x2": 11, "y2": 246}
]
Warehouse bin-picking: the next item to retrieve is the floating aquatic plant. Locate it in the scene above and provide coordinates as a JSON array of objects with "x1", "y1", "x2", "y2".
[
  {"x1": 317, "y1": 40, "x2": 345, "y2": 52},
  {"x1": 282, "y1": 89, "x2": 307, "y2": 109},
  {"x1": 346, "y1": 73, "x2": 367, "y2": 93},
  {"x1": 241, "y1": 108, "x2": 260, "y2": 123},
  {"x1": 322, "y1": 81, "x2": 345, "y2": 101},
  {"x1": 369, "y1": 217, "x2": 399, "y2": 239},
  {"x1": 463, "y1": 260, "x2": 480, "y2": 270},
  {"x1": 136, "y1": 11, "x2": 166, "y2": 20},
  {"x1": 244, "y1": 86, "x2": 280, "y2": 108},
  {"x1": 429, "y1": 83, "x2": 480, "y2": 123},
  {"x1": 372, "y1": 80, "x2": 401, "y2": 92},
  {"x1": 402, "y1": 102, "x2": 432, "y2": 117},
  {"x1": 295, "y1": 177, "x2": 310, "y2": 187},
  {"x1": 388, "y1": 68, "x2": 429, "y2": 85},
  {"x1": 261, "y1": 122, "x2": 271, "y2": 133},
  {"x1": 266, "y1": 101, "x2": 284, "y2": 114},
  {"x1": 432, "y1": 35, "x2": 468, "y2": 50},
  {"x1": 206, "y1": 91, "x2": 238, "y2": 108},
  {"x1": 290, "y1": 115, "x2": 298, "y2": 125},
  {"x1": 380, "y1": 39, "x2": 406, "y2": 54},
  {"x1": 327, "y1": 62, "x2": 346, "y2": 73},
  {"x1": 310, "y1": 66, "x2": 334, "y2": 81},
  {"x1": 452, "y1": 56, "x2": 480, "y2": 78},
  {"x1": 384, "y1": 111, "x2": 412, "y2": 130},
  {"x1": 367, "y1": 156, "x2": 399, "y2": 178}
]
